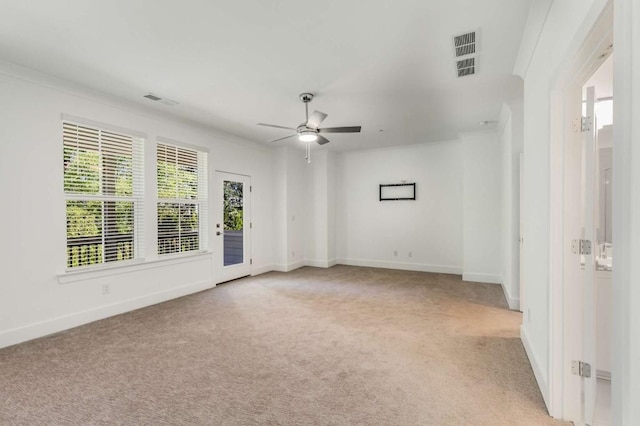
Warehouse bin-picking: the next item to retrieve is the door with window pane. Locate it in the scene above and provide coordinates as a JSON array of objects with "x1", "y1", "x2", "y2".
[{"x1": 215, "y1": 172, "x2": 251, "y2": 283}]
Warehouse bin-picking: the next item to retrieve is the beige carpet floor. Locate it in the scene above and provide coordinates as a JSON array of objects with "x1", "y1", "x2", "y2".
[{"x1": 0, "y1": 266, "x2": 568, "y2": 425}]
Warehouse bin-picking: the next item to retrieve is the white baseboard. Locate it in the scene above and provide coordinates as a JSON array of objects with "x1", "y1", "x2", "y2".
[
  {"x1": 462, "y1": 273, "x2": 502, "y2": 285},
  {"x1": 336, "y1": 258, "x2": 462, "y2": 275},
  {"x1": 500, "y1": 278, "x2": 521, "y2": 310},
  {"x1": 0, "y1": 279, "x2": 215, "y2": 350},
  {"x1": 304, "y1": 258, "x2": 337, "y2": 268},
  {"x1": 251, "y1": 264, "x2": 273, "y2": 276},
  {"x1": 521, "y1": 324, "x2": 550, "y2": 410},
  {"x1": 272, "y1": 260, "x2": 305, "y2": 273}
]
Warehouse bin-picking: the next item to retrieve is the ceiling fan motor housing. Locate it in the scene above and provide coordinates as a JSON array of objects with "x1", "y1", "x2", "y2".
[
  {"x1": 299, "y1": 93, "x2": 314, "y2": 103},
  {"x1": 297, "y1": 124, "x2": 318, "y2": 133}
]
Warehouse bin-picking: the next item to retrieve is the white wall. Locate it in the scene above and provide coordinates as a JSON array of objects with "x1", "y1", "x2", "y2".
[
  {"x1": 460, "y1": 131, "x2": 503, "y2": 284},
  {"x1": 613, "y1": 0, "x2": 640, "y2": 423},
  {"x1": 327, "y1": 151, "x2": 337, "y2": 263},
  {"x1": 335, "y1": 141, "x2": 464, "y2": 274},
  {"x1": 499, "y1": 101, "x2": 524, "y2": 310},
  {"x1": 305, "y1": 150, "x2": 337, "y2": 268},
  {"x1": 270, "y1": 145, "x2": 308, "y2": 272},
  {"x1": 272, "y1": 146, "x2": 288, "y2": 269},
  {"x1": 286, "y1": 147, "x2": 308, "y2": 270},
  {"x1": 0, "y1": 64, "x2": 274, "y2": 348}
]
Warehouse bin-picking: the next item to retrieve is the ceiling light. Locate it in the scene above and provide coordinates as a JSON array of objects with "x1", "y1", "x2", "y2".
[{"x1": 299, "y1": 130, "x2": 318, "y2": 142}]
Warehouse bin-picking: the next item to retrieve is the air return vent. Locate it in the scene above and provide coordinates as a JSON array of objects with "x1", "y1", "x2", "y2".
[
  {"x1": 456, "y1": 57, "x2": 476, "y2": 77},
  {"x1": 453, "y1": 31, "x2": 477, "y2": 57},
  {"x1": 143, "y1": 93, "x2": 179, "y2": 106}
]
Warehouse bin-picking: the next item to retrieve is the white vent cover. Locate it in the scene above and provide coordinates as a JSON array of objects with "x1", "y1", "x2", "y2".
[
  {"x1": 456, "y1": 57, "x2": 476, "y2": 77},
  {"x1": 453, "y1": 31, "x2": 477, "y2": 57}
]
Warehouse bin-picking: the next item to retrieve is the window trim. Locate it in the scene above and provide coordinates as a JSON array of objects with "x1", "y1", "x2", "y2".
[
  {"x1": 61, "y1": 114, "x2": 146, "y2": 139},
  {"x1": 57, "y1": 250, "x2": 212, "y2": 284}
]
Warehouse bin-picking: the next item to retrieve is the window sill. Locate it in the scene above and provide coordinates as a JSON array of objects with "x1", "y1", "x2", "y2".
[{"x1": 57, "y1": 250, "x2": 212, "y2": 284}]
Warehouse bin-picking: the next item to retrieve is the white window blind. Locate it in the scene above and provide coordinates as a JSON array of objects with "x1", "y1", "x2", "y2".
[
  {"x1": 63, "y1": 122, "x2": 144, "y2": 269},
  {"x1": 156, "y1": 142, "x2": 208, "y2": 255}
]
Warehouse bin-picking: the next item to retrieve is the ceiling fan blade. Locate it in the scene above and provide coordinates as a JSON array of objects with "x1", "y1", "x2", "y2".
[
  {"x1": 306, "y1": 111, "x2": 328, "y2": 129},
  {"x1": 267, "y1": 134, "x2": 297, "y2": 143},
  {"x1": 257, "y1": 123, "x2": 296, "y2": 131},
  {"x1": 316, "y1": 135, "x2": 330, "y2": 145},
  {"x1": 319, "y1": 126, "x2": 361, "y2": 133}
]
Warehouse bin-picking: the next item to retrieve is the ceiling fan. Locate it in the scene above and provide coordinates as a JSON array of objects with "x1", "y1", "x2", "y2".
[{"x1": 257, "y1": 93, "x2": 361, "y2": 157}]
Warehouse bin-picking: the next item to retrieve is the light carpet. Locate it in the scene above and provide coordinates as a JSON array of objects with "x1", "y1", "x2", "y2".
[{"x1": 0, "y1": 266, "x2": 569, "y2": 425}]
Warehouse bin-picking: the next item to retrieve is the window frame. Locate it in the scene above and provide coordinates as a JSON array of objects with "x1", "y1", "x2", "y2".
[
  {"x1": 62, "y1": 117, "x2": 145, "y2": 271},
  {"x1": 156, "y1": 138, "x2": 209, "y2": 257}
]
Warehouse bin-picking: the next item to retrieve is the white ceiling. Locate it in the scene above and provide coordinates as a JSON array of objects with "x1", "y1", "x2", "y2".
[{"x1": 0, "y1": 0, "x2": 531, "y2": 151}]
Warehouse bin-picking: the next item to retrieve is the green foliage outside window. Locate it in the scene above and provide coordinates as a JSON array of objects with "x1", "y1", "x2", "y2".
[{"x1": 224, "y1": 181, "x2": 243, "y2": 231}]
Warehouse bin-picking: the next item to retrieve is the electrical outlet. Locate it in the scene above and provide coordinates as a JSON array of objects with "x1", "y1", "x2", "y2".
[
  {"x1": 408, "y1": 251, "x2": 413, "y2": 258},
  {"x1": 393, "y1": 250, "x2": 398, "y2": 257},
  {"x1": 102, "y1": 283, "x2": 111, "y2": 295}
]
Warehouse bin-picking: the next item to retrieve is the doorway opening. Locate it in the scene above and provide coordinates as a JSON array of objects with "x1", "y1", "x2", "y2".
[
  {"x1": 548, "y1": 3, "x2": 613, "y2": 425},
  {"x1": 582, "y1": 52, "x2": 614, "y2": 426}
]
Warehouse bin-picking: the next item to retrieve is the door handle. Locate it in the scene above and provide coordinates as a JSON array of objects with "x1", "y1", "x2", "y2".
[{"x1": 216, "y1": 231, "x2": 225, "y2": 236}]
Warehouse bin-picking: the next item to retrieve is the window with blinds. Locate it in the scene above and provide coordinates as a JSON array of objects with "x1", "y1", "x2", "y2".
[
  {"x1": 157, "y1": 142, "x2": 208, "y2": 255},
  {"x1": 63, "y1": 122, "x2": 144, "y2": 269}
]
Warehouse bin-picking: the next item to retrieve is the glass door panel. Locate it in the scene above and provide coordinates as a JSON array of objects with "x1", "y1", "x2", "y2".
[{"x1": 223, "y1": 180, "x2": 244, "y2": 266}]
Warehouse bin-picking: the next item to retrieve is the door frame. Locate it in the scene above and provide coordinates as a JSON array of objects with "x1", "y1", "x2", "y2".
[
  {"x1": 548, "y1": 2, "x2": 613, "y2": 422},
  {"x1": 214, "y1": 170, "x2": 252, "y2": 284}
]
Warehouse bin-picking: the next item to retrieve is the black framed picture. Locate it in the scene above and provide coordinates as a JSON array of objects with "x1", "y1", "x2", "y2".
[{"x1": 379, "y1": 183, "x2": 416, "y2": 201}]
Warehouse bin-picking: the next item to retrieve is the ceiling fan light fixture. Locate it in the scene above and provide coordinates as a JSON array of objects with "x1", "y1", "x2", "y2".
[{"x1": 298, "y1": 130, "x2": 318, "y2": 142}]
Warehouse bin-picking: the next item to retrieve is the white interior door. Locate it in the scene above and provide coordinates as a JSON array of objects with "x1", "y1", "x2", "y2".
[
  {"x1": 581, "y1": 86, "x2": 598, "y2": 425},
  {"x1": 215, "y1": 171, "x2": 251, "y2": 283}
]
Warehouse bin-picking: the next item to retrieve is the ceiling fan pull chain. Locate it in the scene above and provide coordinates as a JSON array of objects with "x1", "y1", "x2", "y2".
[{"x1": 306, "y1": 140, "x2": 311, "y2": 163}]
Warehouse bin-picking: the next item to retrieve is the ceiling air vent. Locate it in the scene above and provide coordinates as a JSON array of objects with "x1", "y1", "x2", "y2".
[
  {"x1": 143, "y1": 93, "x2": 179, "y2": 106},
  {"x1": 453, "y1": 31, "x2": 477, "y2": 57},
  {"x1": 456, "y1": 57, "x2": 476, "y2": 77}
]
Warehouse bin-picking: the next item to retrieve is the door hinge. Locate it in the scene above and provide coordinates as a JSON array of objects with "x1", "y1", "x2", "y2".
[
  {"x1": 572, "y1": 360, "x2": 592, "y2": 378},
  {"x1": 250, "y1": 258, "x2": 253, "y2": 265},
  {"x1": 250, "y1": 185, "x2": 252, "y2": 192},
  {"x1": 572, "y1": 239, "x2": 592, "y2": 255},
  {"x1": 573, "y1": 116, "x2": 592, "y2": 133},
  {"x1": 250, "y1": 222, "x2": 253, "y2": 229}
]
